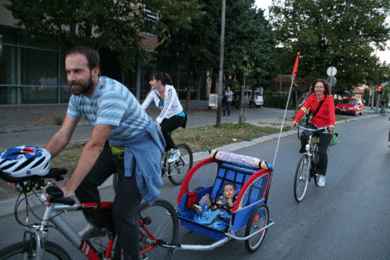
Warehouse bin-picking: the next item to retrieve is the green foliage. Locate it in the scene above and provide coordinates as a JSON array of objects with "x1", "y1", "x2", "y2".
[
  {"x1": 224, "y1": 0, "x2": 277, "y2": 88},
  {"x1": 263, "y1": 90, "x2": 294, "y2": 109},
  {"x1": 155, "y1": 0, "x2": 219, "y2": 111},
  {"x1": 362, "y1": 88, "x2": 371, "y2": 106},
  {"x1": 270, "y1": 0, "x2": 390, "y2": 94},
  {"x1": 5, "y1": 0, "x2": 204, "y2": 71}
]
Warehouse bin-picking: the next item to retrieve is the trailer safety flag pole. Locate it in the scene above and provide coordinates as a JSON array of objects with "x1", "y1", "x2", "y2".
[{"x1": 273, "y1": 52, "x2": 300, "y2": 166}]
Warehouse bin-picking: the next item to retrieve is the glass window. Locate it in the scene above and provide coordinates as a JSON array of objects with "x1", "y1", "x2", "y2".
[
  {"x1": 144, "y1": 6, "x2": 158, "y2": 35},
  {"x1": 59, "y1": 52, "x2": 67, "y2": 86},
  {"x1": 0, "y1": 45, "x2": 17, "y2": 84},
  {"x1": 21, "y1": 48, "x2": 59, "y2": 86},
  {"x1": 123, "y1": 69, "x2": 137, "y2": 96},
  {"x1": 139, "y1": 64, "x2": 155, "y2": 100},
  {"x1": 21, "y1": 86, "x2": 58, "y2": 104},
  {"x1": 19, "y1": 34, "x2": 58, "y2": 50},
  {"x1": 59, "y1": 86, "x2": 71, "y2": 103},
  {"x1": 0, "y1": 86, "x2": 18, "y2": 105}
]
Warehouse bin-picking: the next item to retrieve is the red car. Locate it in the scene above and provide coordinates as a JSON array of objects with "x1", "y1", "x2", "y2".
[{"x1": 335, "y1": 98, "x2": 364, "y2": 116}]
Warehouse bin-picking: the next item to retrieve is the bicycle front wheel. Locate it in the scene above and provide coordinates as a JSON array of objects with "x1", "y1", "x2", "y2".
[
  {"x1": 168, "y1": 144, "x2": 193, "y2": 185},
  {"x1": 0, "y1": 240, "x2": 72, "y2": 260},
  {"x1": 294, "y1": 156, "x2": 310, "y2": 203}
]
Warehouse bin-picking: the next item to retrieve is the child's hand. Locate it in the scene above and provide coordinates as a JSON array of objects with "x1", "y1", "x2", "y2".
[{"x1": 227, "y1": 198, "x2": 234, "y2": 207}]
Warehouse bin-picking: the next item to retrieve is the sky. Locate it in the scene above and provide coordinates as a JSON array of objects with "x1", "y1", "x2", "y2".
[{"x1": 254, "y1": 0, "x2": 390, "y2": 64}]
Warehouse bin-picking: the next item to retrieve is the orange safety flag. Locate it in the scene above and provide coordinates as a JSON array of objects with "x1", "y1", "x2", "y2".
[{"x1": 292, "y1": 52, "x2": 301, "y2": 78}]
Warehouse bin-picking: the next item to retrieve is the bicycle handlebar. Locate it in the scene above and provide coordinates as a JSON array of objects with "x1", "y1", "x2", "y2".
[{"x1": 295, "y1": 125, "x2": 330, "y2": 134}]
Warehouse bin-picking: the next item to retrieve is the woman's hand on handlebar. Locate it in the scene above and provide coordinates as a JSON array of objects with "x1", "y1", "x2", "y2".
[
  {"x1": 328, "y1": 125, "x2": 334, "y2": 134},
  {"x1": 291, "y1": 121, "x2": 297, "y2": 130}
]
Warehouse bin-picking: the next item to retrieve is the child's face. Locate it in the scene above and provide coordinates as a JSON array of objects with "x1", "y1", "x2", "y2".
[{"x1": 223, "y1": 184, "x2": 237, "y2": 199}]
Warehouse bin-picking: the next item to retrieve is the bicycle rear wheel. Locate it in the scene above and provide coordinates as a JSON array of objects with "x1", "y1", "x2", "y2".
[
  {"x1": 114, "y1": 199, "x2": 179, "y2": 260},
  {"x1": 0, "y1": 240, "x2": 72, "y2": 260},
  {"x1": 168, "y1": 143, "x2": 193, "y2": 185},
  {"x1": 294, "y1": 156, "x2": 310, "y2": 203}
]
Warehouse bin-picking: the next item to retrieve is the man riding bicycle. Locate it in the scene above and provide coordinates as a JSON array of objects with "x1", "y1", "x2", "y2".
[
  {"x1": 291, "y1": 79, "x2": 335, "y2": 187},
  {"x1": 44, "y1": 46, "x2": 165, "y2": 260}
]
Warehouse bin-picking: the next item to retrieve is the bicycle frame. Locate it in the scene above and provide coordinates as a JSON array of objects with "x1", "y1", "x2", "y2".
[
  {"x1": 29, "y1": 198, "x2": 114, "y2": 260},
  {"x1": 296, "y1": 125, "x2": 329, "y2": 174},
  {"x1": 20, "y1": 196, "x2": 164, "y2": 260}
]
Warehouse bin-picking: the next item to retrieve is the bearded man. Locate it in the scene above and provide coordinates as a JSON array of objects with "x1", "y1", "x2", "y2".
[{"x1": 44, "y1": 46, "x2": 165, "y2": 260}]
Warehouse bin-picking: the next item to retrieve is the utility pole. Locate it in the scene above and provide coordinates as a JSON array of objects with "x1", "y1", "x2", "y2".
[{"x1": 216, "y1": 0, "x2": 226, "y2": 128}]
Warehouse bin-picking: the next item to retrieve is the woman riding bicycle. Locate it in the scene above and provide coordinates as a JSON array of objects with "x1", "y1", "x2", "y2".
[
  {"x1": 142, "y1": 72, "x2": 187, "y2": 163},
  {"x1": 291, "y1": 79, "x2": 335, "y2": 187}
]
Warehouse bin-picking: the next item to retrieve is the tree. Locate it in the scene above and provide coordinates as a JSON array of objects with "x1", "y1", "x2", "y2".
[
  {"x1": 224, "y1": 0, "x2": 276, "y2": 123},
  {"x1": 4, "y1": 0, "x2": 204, "y2": 71},
  {"x1": 270, "y1": 0, "x2": 390, "y2": 96},
  {"x1": 154, "y1": 0, "x2": 220, "y2": 112}
]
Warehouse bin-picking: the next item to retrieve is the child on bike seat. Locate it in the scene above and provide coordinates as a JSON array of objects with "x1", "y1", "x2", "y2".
[{"x1": 193, "y1": 183, "x2": 237, "y2": 214}]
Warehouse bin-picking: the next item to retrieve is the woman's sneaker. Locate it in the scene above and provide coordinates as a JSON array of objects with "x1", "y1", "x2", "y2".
[
  {"x1": 317, "y1": 175, "x2": 326, "y2": 187},
  {"x1": 168, "y1": 148, "x2": 181, "y2": 163}
]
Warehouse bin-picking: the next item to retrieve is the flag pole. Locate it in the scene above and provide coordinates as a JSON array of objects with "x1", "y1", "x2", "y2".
[{"x1": 272, "y1": 52, "x2": 301, "y2": 166}]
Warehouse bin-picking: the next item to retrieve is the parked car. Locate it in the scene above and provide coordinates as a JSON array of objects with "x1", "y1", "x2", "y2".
[
  {"x1": 335, "y1": 98, "x2": 364, "y2": 116},
  {"x1": 232, "y1": 90, "x2": 264, "y2": 109}
]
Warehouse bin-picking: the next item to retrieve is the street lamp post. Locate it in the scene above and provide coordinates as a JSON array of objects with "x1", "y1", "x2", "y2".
[{"x1": 216, "y1": 0, "x2": 226, "y2": 128}]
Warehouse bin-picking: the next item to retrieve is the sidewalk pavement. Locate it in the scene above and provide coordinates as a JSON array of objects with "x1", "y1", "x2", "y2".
[{"x1": 0, "y1": 103, "x2": 379, "y2": 217}]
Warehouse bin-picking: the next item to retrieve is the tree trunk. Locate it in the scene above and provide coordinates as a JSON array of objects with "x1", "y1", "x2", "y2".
[{"x1": 185, "y1": 74, "x2": 192, "y2": 113}]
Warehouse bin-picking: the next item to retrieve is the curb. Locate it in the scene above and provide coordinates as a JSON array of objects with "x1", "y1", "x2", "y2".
[{"x1": 0, "y1": 113, "x2": 379, "y2": 218}]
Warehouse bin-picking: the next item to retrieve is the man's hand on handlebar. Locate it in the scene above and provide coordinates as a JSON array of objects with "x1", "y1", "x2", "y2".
[{"x1": 44, "y1": 185, "x2": 72, "y2": 204}]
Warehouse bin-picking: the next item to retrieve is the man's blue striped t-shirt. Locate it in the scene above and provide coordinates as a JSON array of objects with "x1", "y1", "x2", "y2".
[{"x1": 67, "y1": 76, "x2": 151, "y2": 141}]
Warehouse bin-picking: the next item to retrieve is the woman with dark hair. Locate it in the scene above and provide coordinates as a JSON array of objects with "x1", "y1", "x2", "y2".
[
  {"x1": 291, "y1": 79, "x2": 335, "y2": 187},
  {"x1": 142, "y1": 72, "x2": 187, "y2": 163}
]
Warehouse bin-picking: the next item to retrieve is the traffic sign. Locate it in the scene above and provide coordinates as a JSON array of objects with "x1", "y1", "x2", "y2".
[
  {"x1": 327, "y1": 66, "x2": 337, "y2": 77},
  {"x1": 327, "y1": 76, "x2": 337, "y2": 87}
]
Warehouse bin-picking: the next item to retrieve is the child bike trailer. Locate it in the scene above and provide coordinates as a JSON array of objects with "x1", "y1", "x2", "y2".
[{"x1": 176, "y1": 149, "x2": 275, "y2": 253}]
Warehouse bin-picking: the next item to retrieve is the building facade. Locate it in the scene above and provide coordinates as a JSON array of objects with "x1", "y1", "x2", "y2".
[{"x1": 0, "y1": 0, "x2": 206, "y2": 105}]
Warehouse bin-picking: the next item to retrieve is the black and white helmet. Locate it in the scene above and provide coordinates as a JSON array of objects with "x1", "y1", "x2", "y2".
[{"x1": 0, "y1": 146, "x2": 51, "y2": 178}]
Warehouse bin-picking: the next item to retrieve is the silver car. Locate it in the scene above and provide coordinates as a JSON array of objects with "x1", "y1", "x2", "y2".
[{"x1": 233, "y1": 90, "x2": 264, "y2": 108}]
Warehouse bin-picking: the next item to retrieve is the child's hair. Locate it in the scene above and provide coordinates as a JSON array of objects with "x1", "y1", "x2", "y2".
[{"x1": 224, "y1": 183, "x2": 236, "y2": 190}]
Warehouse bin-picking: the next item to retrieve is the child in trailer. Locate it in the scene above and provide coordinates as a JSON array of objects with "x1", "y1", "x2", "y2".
[
  {"x1": 193, "y1": 183, "x2": 238, "y2": 214},
  {"x1": 192, "y1": 183, "x2": 238, "y2": 231}
]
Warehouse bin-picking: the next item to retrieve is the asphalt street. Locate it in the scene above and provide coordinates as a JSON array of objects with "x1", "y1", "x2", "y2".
[{"x1": 0, "y1": 111, "x2": 387, "y2": 260}]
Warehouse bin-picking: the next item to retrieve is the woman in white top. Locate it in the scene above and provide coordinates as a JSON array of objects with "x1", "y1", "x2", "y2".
[{"x1": 142, "y1": 72, "x2": 187, "y2": 162}]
